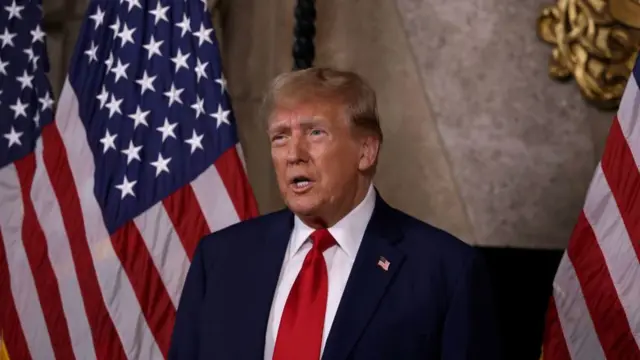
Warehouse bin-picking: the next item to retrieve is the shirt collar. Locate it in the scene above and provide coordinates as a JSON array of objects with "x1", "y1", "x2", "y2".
[{"x1": 289, "y1": 183, "x2": 376, "y2": 259}]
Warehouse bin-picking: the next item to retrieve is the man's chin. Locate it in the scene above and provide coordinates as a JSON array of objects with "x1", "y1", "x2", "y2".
[
  {"x1": 285, "y1": 198, "x2": 321, "y2": 217},
  {"x1": 287, "y1": 204, "x2": 317, "y2": 216}
]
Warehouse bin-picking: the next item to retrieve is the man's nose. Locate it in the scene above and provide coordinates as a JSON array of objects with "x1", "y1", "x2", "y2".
[{"x1": 286, "y1": 134, "x2": 309, "y2": 163}]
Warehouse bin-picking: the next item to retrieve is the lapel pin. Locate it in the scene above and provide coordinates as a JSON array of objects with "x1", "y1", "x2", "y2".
[{"x1": 377, "y1": 256, "x2": 390, "y2": 271}]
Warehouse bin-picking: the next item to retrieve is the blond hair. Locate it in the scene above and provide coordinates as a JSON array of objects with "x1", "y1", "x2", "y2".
[{"x1": 262, "y1": 67, "x2": 383, "y2": 142}]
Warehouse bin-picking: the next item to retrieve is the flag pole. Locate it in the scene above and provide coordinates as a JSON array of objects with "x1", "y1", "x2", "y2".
[
  {"x1": 292, "y1": 0, "x2": 316, "y2": 70},
  {"x1": 0, "y1": 330, "x2": 9, "y2": 360}
]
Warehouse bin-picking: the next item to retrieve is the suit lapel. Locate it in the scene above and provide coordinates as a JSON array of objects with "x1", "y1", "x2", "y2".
[
  {"x1": 322, "y1": 196, "x2": 406, "y2": 360},
  {"x1": 241, "y1": 210, "x2": 293, "y2": 357}
]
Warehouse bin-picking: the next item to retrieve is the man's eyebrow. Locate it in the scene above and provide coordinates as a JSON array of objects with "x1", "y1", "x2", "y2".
[
  {"x1": 298, "y1": 116, "x2": 326, "y2": 126},
  {"x1": 269, "y1": 116, "x2": 324, "y2": 132}
]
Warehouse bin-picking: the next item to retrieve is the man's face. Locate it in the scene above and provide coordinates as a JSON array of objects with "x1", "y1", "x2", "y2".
[{"x1": 268, "y1": 100, "x2": 372, "y2": 223}]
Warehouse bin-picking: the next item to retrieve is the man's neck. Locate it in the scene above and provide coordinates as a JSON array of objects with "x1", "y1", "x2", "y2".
[{"x1": 298, "y1": 179, "x2": 373, "y2": 229}]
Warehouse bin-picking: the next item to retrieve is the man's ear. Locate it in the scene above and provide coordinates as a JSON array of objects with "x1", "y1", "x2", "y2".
[{"x1": 358, "y1": 135, "x2": 380, "y2": 171}]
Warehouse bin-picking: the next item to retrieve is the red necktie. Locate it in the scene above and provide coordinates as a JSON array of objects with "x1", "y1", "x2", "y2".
[{"x1": 273, "y1": 228, "x2": 337, "y2": 360}]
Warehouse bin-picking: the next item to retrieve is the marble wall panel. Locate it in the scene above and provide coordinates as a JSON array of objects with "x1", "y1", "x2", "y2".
[{"x1": 394, "y1": 0, "x2": 613, "y2": 248}]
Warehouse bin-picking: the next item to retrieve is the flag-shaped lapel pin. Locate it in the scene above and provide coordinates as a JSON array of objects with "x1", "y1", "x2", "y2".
[{"x1": 377, "y1": 256, "x2": 390, "y2": 271}]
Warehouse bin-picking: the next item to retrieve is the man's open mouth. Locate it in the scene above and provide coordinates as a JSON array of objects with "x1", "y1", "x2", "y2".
[{"x1": 291, "y1": 176, "x2": 313, "y2": 191}]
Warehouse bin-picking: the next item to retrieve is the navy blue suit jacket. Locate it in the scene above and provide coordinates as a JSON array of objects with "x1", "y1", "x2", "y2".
[{"x1": 169, "y1": 194, "x2": 502, "y2": 359}]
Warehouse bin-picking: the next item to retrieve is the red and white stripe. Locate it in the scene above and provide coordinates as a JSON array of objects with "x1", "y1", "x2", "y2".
[
  {"x1": 543, "y1": 73, "x2": 640, "y2": 359},
  {"x1": 0, "y1": 78, "x2": 258, "y2": 360}
]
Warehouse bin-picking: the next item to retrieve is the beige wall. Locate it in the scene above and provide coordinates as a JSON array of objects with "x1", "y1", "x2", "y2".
[{"x1": 44, "y1": 0, "x2": 612, "y2": 249}]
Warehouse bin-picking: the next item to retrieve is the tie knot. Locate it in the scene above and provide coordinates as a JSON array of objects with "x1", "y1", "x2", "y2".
[{"x1": 309, "y1": 228, "x2": 336, "y2": 253}]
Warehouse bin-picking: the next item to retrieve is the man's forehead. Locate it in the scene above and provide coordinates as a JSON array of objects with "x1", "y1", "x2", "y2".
[
  {"x1": 269, "y1": 105, "x2": 334, "y2": 126},
  {"x1": 274, "y1": 101, "x2": 331, "y2": 116}
]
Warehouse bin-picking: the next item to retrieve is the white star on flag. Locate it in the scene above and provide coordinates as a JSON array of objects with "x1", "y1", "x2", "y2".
[
  {"x1": 0, "y1": 28, "x2": 16, "y2": 48},
  {"x1": 143, "y1": 35, "x2": 163, "y2": 59},
  {"x1": 156, "y1": 118, "x2": 177, "y2": 142},
  {"x1": 136, "y1": 70, "x2": 157, "y2": 94},
  {"x1": 150, "y1": 153, "x2": 171, "y2": 176},
  {"x1": 4, "y1": 0, "x2": 24, "y2": 20},
  {"x1": 117, "y1": 24, "x2": 136, "y2": 46},
  {"x1": 115, "y1": 175, "x2": 137, "y2": 199},
  {"x1": 193, "y1": 23, "x2": 213, "y2": 46},
  {"x1": 89, "y1": 6, "x2": 105, "y2": 29},
  {"x1": 105, "y1": 94, "x2": 123, "y2": 118},
  {"x1": 9, "y1": 98, "x2": 28, "y2": 119},
  {"x1": 30, "y1": 25, "x2": 45, "y2": 43},
  {"x1": 175, "y1": 14, "x2": 191, "y2": 36},
  {"x1": 171, "y1": 49, "x2": 190, "y2": 73},
  {"x1": 149, "y1": 2, "x2": 169, "y2": 25},
  {"x1": 99, "y1": 129, "x2": 118, "y2": 153},
  {"x1": 191, "y1": 96, "x2": 205, "y2": 118},
  {"x1": 16, "y1": 70, "x2": 34, "y2": 90},
  {"x1": 121, "y1": 140, "x2": 142, "y2": 164},
  {"x1": 164, "y1": 83, "x2": 184, "y2": 106},
  {"x1": 96, "y1": 86, "x2": 109, "y2": 108},
  {"x1": 185, "y1": 130, "x2": 204, "y2": 154},
  {"x1": 4, "y1": 126, "x2": 23, "y2": 147},
  {"x1": 128, "y1": 106, "x2": 150, "y2": 129},
  {"x1": 211, "y1": 104, "x2": 230, "y2": 128},
  {"x1": 38, "y1": 92, "x2": 54, "y2": 111}
]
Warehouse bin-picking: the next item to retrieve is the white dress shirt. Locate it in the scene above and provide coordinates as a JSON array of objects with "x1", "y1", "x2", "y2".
[{"x1": 264, "y1": 184, "x2": 377, "y2": 359}]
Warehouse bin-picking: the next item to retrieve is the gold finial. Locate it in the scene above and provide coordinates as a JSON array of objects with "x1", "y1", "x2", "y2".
[{"x1": 536, "y1": 0, "x2": 640, "y2": 110}]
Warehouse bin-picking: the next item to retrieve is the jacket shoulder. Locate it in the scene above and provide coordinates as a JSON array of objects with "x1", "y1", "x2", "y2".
[
  {"x1": 390, "y1": 207, "x2": 474, "y2": 256},
  {"x1": 383, "y1": 205, "x2": 483, "y2": 279},
  {"x1": 385, "y1": 206, "x2": 489, "y2": 295}
]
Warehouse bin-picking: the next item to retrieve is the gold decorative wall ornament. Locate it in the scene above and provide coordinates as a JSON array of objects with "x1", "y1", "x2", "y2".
[{"x1": 536, "y1": 0, "x2": 640, "y2": 110}]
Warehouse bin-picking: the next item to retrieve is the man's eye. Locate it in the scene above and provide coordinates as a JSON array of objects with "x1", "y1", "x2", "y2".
[
  {"x1": 310, "y1": 129, "x2": 324, "y2": 136},
  {"x1": 271, "y1": 134, "x2": 285, "y2": 142}
]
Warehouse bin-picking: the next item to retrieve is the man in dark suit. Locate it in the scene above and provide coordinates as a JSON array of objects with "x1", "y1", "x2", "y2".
[{"x1": 169, "y1": 67, "x2": 502, "y2": 359}]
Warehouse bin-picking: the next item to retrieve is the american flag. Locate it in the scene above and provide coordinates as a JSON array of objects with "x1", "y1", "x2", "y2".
[
  {"x1": 542, "y1": 53, "x2": 640, "y2": 359},
  {"x1": 377, "y1": 256, "x2": 390, "y2": 271},
  {"x1": 0, "y1": 0, "x2": 258, "y2": 359}
]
